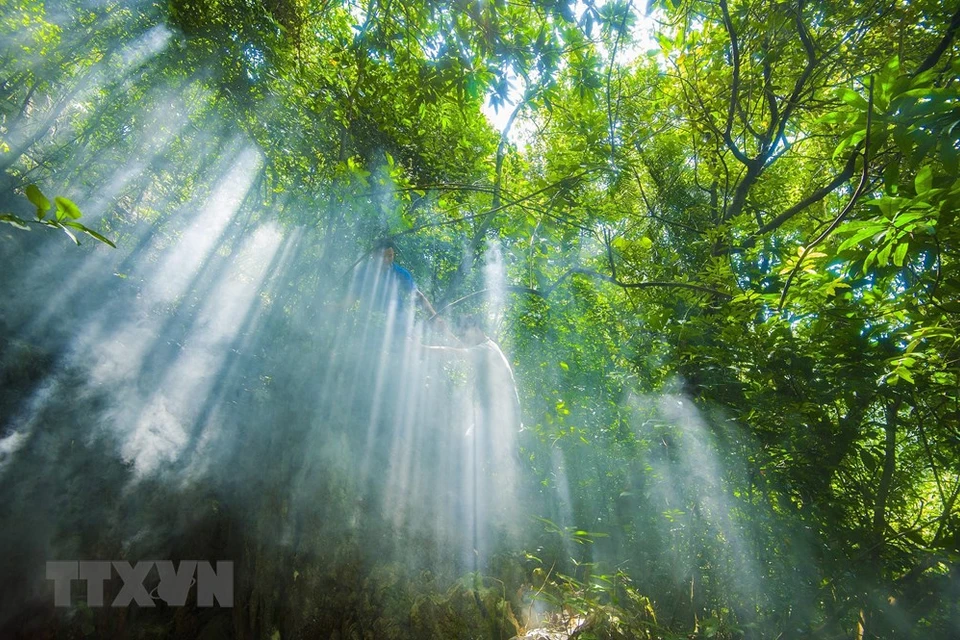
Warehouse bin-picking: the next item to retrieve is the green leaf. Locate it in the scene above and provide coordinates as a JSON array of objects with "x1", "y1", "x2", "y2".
[
  {"x1": 883, "y1": 161, "x2": 899, "y2": 195},
  {"x1": 940, "y1": 138, "x2": 959, "y2": 176},
  {"x1": 840, "y1": 88, "x2": 867, "y2": 111},
  {"x1": 877, "y1": 242, "x2": 892, "y2": 266},
  {"x1": 59, "y1": 223, "x2": 79, "y2": 245},
  {"x1": 25, "y1": 184, "x2": 51, "y2": 214},
  {"x1": 914, "y1": 165, "x2": 932, "y2": 194},
  {"x1": 818, "y1": 111, "x2": 848, "y2": 125},
  {"x1": 833, "y1": 135, "x2": 852, "y2": 161},
  {"x1": 54, "y1": 196, "x2": 83, "y2": 219},
  {"x1": 838, "y1": 226, "x2": 881, "y2": 252},
  {"x1": 63, "y1": 221, "x2": 116, "y2": 248},
  {"x1": 824, "y1": 278, "x2": 850, "y2": 296},
  {"x1": 892, "y1": 242, "x2": 909, "y2": 267},
  {"x1": 893, "y1": 125, "x2": 914, "y2": 157},
  {"x1": 894, "y1": 367, "x2": 915, "y2": 384},
  {"x1": 0, "y1": 213, "x2": 31, "y2": 230}
]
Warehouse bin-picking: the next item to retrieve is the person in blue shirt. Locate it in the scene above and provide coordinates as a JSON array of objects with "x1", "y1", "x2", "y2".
[{"x1": 369, "y1": 239, "x2": 440, "y2": 321}]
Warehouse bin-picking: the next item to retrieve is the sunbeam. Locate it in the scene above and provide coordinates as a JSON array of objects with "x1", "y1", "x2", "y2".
[{"x1": 2, "y1": 1, "x2": 957, "y2": 638}]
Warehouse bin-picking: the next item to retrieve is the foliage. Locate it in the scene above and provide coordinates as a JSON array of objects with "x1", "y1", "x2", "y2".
[
  {"x1": 1, "y1": 0, "x2": 959, "y2": 638},
  {"x1": 1, "y1": 183, "x2": 115, "y2": 246}
]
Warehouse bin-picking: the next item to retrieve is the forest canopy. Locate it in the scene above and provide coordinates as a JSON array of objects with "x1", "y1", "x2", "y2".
[{"x1": 0, "y1": 0, "x2": 958, "y2": 638}]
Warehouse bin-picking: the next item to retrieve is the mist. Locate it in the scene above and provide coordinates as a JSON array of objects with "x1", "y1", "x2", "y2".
[{"x1": 2, "y1": 1, "x2": 954, "y2": 639}]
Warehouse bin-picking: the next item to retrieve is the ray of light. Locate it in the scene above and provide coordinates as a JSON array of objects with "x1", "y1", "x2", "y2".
[{"x1": 120, "y1": 221, "x2": 284, "y2": 476}]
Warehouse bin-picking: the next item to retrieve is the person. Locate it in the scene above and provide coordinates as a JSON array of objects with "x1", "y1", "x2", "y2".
[
  {"x1": 378, "y1": 240, "x2": 437, "y2": 318},
  {"x1": 373, "y1": 239, "x2": 439, "y2": 319}
]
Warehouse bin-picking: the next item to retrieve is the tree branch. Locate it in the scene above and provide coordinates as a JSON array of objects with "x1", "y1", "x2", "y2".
[
  {"x1": 779, "y1": 78, "x2": 873, "y2": 309},
  {"x1": 630, "y1": 166, "x2": 704, "y2": 233},
  {"x1": 915, "y1": 2, "x2": 960, "y2": 75},
  {"x1": 719, "y1": 0, "x2": 750, "y2": 165},
  {"x1": 395, "y1": 168, "x2": 601, "y2": 237},
  {"x1": 769, "y1": 0, "x2": 818, "y2": 152},
  {"x1": 429, "y1": 285, "x2": 546, "y2": 320},
  {"x1": 571, "y1": 267, "x2": 731, "y2": 298},
  {"x1": 740, "y1": 144, "x2": 860, "y2": 247},
  {"x1": 605, "y1": 1, "x2": 633, "y2": 165}
]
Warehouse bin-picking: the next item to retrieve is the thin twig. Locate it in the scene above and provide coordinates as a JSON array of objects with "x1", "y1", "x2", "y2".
[
  {"x1": 428, "y1": 285, "x2": 545, "y2": 320},
  {"x1": 572, "y1": 267, "x2": 731, "y2": 298}
]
